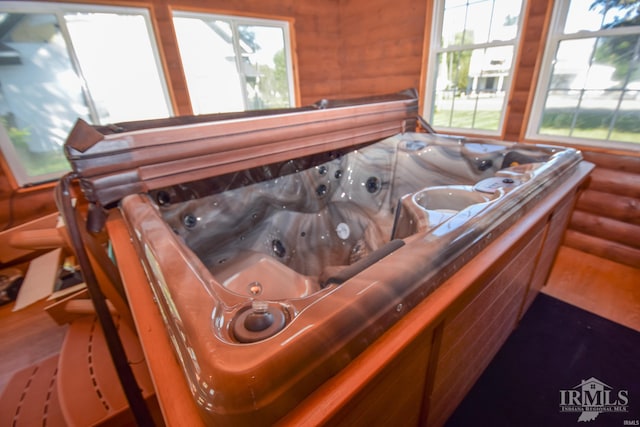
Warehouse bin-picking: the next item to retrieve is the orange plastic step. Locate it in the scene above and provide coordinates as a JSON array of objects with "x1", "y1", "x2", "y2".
[
  {"x1": 57, "y1": 314, "x2": 157, "y2": 426},
  {"x1": 0, "y1": 354, "x2": 66, "y2": 427}
]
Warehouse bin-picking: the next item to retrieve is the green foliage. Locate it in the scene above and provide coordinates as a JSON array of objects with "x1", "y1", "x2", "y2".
[
  {"x1": 593, "y1": 35, "x2": 640, "y2": 81},
  {"x1": 450, "y1": 51, "x2": 472, "y2": 93},
  {"x1": 541, "y1": 108, "x2": 640, "y2": 132},
  {"x1": 1, "y1": 114, "x2": 70, "y2": 178},
  {"x1": 253, "y1": 49, "x2": 290, "y2": 109},
  {"x1": 0, "y1": 115, "x2": 30, "y2": 149},
  {"x1": 589, "y1": 0, "x2": 640, "y2": 27},
  {"x1": 433, "y1": 109, "x2": 500, "y2": 130},
  {"x1": 540, "y1": 107, "x2": 640, "y2": 143},
  {"x1": 445, "y1": 31, "x2": 474, "y2": 94},
  {"x1": 590, "y1": 0, "x2": 640, "y2": 81}
]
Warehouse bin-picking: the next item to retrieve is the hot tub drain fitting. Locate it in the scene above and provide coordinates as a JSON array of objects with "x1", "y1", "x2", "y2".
[{"x1": 232, "y1": 301, "x2": 287, "y2": 343}]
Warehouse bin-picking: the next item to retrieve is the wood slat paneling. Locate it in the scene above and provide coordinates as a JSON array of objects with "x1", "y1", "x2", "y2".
[{"x1": 503, "y1": 0, "x2": 552, "y2": 141}]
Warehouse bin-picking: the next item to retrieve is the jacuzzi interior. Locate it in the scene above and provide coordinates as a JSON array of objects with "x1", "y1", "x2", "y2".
[{"x1": 143, "y1": 131, "x2": 561, "y2": 344}]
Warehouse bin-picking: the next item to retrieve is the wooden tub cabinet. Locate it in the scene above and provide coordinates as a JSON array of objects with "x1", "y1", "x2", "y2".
[{"x1": 107, "y1": 160, "x2": 592, "y2": 427}]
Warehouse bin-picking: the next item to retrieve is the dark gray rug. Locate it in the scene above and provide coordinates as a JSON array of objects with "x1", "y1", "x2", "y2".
[{"x1": 445, "y1": 293, "x2": 640, "y2": 427}]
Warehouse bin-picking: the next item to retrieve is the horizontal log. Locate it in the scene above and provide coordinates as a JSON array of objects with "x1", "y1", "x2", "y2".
[
  {"x1": 528, "y1": 0, "x2": 552, "y2": 16},
  {"x1": 504, "y1": 112, "x2": 526, "y2": 140},
  {"x1": 508, "y1": 92, "x2": 529, "y2": 112},
  {"x1": 294, "y1": 13, "x2": 340, "y2": 31},
  {"x1": 343, "y1": 57, "x2": 422, "y2": 79},
  {"x1": 569, "y1": 210, "x2": 640, "y2": 249},
  {"x1": 340, "y1": 77, "x2": 421, "y2": 95},
  {"x1": 340, "y1": 3, "x2": 425, "y2": 30},
  {"x1": 564, "y1": 229, "x2": 640, "y2": 269},
  {"x1": 582, "y1": 150, "x2": 640, "y2": 173},
  {"x1": 576, "y1": 189, "x2": 640, "y2": 225},
  {"x1": 295, "y1": 61, "x2": 343, "y2": 80},
  {"x1": 341, "y1": 37, "x2": 424, "y2": 62},
  {"x1": 588, "y1": 168, "x2": 640, "y2": 199},
  {"x1": 0, "y1": 187, "x2": 57, "y2": 231},
  {"x1": 518, "y1": 39, "x2": 542, "y2": 66},
  {"x1": 295, "y1": 36, "x2": 341, "y2": 51},
  {"x1": 292, "y1": 1, "x2": 337, "y2": 16},
  {"x1": 513, "y1": 67, "x2": 536, "y2": 92},
  {"x1": 298, "y1": 83, "x2": 342, "y2": 105}
]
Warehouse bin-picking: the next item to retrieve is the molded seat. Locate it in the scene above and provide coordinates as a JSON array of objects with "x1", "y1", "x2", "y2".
[
  {"x1": 57, "y1": 314, "x2": 156, "y2": 426},
  {"x1": 0, "y1": 355, "x2": 65, "y2": 427}
]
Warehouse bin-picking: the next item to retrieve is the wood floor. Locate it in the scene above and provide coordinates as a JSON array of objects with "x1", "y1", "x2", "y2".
[
  {"x1": 0, "y1": 245, "x2": 638, "y2": 400},
  {"x1": 544, "y1": 246, "x2": 640, "y2": 332},
  {"x1": 0, "y1": 299, "x2": 67, "y2": 395}
]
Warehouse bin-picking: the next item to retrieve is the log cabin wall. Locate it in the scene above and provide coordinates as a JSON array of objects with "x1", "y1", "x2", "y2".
[
  {"x1": 1, "y1": 0, "x2": 639, "y2": 269},
  {"x1": 564, "y1": 149, "x2": 640, "y2": 268},
  {"x1": 337, "y1": 0, "x2": 427, "y2": 98}
]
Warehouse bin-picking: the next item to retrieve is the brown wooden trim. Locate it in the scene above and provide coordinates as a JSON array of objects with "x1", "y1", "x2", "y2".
[
  {"x1": 503, "y1": 0, "x2": 554, "y2": 142},
  {"x1": 150, "y1": 1, "x2": 191, "y2": 116},
  {"x1": 106, "y1": 212, "x2": 206, "y2": 427}
]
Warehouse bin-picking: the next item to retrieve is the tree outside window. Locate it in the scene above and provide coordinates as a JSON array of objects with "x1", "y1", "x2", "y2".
[
  {"x1": 423, "y1": 0, "x2": 525, "y2": 134},
  {"x1": 172, "y1": 12, "x2": 295, "y2": 115},
  {"x1": 530, "y1": 0, "x2": 640, "y2": 146},
  {"x1": 0, "y1": 4, "x2": 172, "y2": 186}
]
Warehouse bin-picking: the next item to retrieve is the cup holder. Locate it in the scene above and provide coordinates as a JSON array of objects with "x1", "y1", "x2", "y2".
[
  {"x1": 391, "y1": 185, "x2": 499, "y2": 239},
  {"x1": 413, "y1": 186, "x2": 494, "y2": 212}
]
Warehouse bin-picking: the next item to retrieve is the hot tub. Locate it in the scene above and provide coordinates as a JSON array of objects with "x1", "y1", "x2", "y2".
[{"x1": 63, "y1": 91, "x2": 583, "y2": 425}]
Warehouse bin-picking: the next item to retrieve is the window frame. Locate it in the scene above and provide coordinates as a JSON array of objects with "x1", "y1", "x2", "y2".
[
  {"x1": 171, "y1": 10, "x2": 298, "y2": 114},
  {"x1": 0, "y1": 1, "x2": 173, "y2": 187},
  {"x1": 526, "y1": 0, "x2": 640, "y2": 150},
  {"x1": 422, "y1": 0, "x2": 527, "y2": 136}
]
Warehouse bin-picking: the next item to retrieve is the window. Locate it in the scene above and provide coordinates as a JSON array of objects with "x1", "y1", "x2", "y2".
[
  {"x1": 423, "y1": 0, "x2": 526, "y2": 134},
  {"x1": 528, "y1": 0, "x2": 640, "y2": 147},
  {"x1": 0, "y1": 3, "x2": 172, "y2": 187},
  {"x1": 172, "y1": 11, "x2": 296, "y2": 114}
]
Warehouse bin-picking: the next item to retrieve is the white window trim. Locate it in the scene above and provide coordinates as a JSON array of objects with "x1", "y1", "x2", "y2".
[
  {"x1": 172, "y1": 10, "x2": 297, "y2": 111},
  {"x1": 526, "y1": 1, "x2": 640, "y2": 151},
  {"x1": 422, "y1": 0, "x2": 527, "y2": 136}
]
